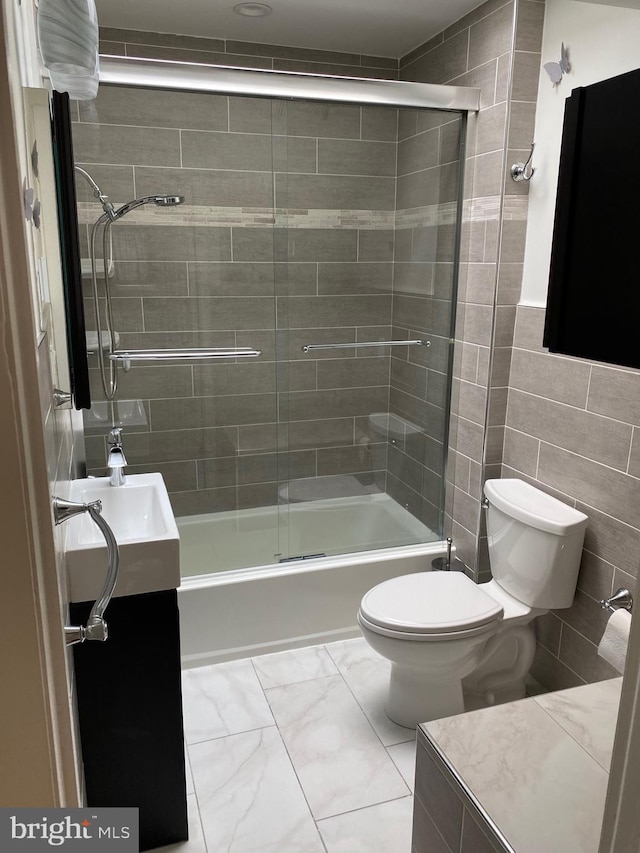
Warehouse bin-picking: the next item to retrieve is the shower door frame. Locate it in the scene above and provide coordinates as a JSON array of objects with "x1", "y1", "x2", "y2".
[
  {"x1": 98, "y1": 55, "x2": 481, "y2": 112},
  {"x1": 95, "y1": 54, "x2": 480, "y2": 553}
]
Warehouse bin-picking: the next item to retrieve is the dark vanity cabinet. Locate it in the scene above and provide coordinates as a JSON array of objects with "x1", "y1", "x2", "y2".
[
  {"x1": 544, "y1": 67, "x2": 640, "y2": 369},
  {"x1": 71, "y1": 590, "x2": 188, "y2": 851}
]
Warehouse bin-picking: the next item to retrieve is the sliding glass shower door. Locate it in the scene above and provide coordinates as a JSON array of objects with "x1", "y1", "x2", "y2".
[
  {"x1": 73, "y1": 79, "x2": 464, "y2": 575},
  {"x1": 273, "y1": 98, "x2": 464, "y2": 562}
]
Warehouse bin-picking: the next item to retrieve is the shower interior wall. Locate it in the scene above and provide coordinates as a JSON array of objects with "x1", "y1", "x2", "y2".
[{"x1": 76, "y1": 29, "x2": 461, "y2": 532}]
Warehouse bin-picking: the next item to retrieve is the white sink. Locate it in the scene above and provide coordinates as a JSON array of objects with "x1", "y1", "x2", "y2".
[{"x1": 64, "y1": 473, "x2": 180, "y2": 603}]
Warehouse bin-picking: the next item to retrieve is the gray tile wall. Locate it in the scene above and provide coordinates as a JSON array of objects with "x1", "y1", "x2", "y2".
[
  {"x1": 75, "y1": 37, "x2": 409, "y2": 519},
  {"x1": 99, "y1": 27, "x2": 398, "y2": 79},
  {"x1": 503, "y1": 306, "x2": 628, "y2": 689},
  {"x1": 388, "y1": 110, "x2": 464, "y2": 531},
  {"x1": 400, "y1": 0, "x2": 544, "y2": 573}
]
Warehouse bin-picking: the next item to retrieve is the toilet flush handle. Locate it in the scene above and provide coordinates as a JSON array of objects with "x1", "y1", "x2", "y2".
[{"x1": 481, "y1": 497, "x2": 489, "y2": 509}]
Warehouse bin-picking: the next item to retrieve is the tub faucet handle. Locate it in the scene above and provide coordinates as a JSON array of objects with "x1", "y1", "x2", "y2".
[{"x1": 108, "y1": 426, "x2": 123, "y2": 447}]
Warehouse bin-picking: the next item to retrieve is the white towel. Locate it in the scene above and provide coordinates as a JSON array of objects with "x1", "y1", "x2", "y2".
[{"x1": 38, "y1": 0, "x2": 100, "y2": 100}]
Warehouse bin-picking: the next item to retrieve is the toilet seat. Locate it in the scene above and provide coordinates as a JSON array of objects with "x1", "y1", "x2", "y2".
[{"x1": 358, "y1": 572, "x2": 504, "y2": 642}]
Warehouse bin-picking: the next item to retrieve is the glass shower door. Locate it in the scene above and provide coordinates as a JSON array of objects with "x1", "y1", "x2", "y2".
[
  {"x1": 73, "y1": 79, "x2": 465, "y2": 574},
  {"x1": 273, "y1": 99, "x2": 465, "y2": 561},
  {"x1": 74, "y1": 84, "x2": 283, "y2": 574}
]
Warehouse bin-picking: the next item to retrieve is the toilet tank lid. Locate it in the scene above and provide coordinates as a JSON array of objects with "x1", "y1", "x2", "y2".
[{"x1": 484, "y1": 479, "x2": 588, "y2": 536}]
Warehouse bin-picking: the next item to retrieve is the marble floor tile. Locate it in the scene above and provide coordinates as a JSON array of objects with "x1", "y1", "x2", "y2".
[
  {"x1": 252, "y1": 644, "x2": 338, "y2": 689},
  {"x1": 317, "y1": 796, "x2": 414, "y2": 853},
  {"x1": 181, "y1": 658, "x2": 274, "y2": 744},
  {"x1": 190, "y1": 727, "x2": 324, "y2": 853},
  {"x1": 147, "y1": 795, "x2": 206, "y2": 853},
  {"x1": 387, "y1": 739, "x2": 417, "y2": 792},
  {"x1": 325, "y1": 638, "x2": 414, "y2": 746},
  {"x1": 266, "y1": 674, "x2": 409, "y2": 820}
]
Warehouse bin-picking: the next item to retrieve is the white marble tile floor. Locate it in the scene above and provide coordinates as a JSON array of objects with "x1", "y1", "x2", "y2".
[{"x1": 152, "y1": 638, "x2": 416, "y2": 853}]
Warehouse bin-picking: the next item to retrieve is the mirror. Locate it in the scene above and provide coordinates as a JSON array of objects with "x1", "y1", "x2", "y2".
[
  {"x1": 544, "y1": 67, "x2": 640, "y2": 370},
  {"x1": 50, "y1": 91, "x2": 91, "y2": 410}
]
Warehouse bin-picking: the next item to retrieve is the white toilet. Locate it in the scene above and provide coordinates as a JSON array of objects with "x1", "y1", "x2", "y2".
[{"x1": 357, "y1": 479, "x2": 589, "y2": 727}]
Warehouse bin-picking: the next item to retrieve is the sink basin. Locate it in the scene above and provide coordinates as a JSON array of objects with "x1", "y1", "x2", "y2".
[{"x1": 64, "y1": 473, "x2": 180, "y2": 603}]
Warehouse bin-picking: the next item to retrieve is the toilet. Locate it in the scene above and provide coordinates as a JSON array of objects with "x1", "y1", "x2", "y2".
[{"x1": 357, "y1": 479, "x2": 588, "y2": 727}]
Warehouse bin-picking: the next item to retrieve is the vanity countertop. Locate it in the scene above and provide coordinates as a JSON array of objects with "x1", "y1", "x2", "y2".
[{"x1": 420, "y1": 677, "x2": 623, "y2": 853}]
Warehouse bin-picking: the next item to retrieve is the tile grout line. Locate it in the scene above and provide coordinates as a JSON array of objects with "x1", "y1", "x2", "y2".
[
  {"x1": 248, "y1": 657, "x2": 329, "y2": 851},
  {"x1": 323, "y1": 641, "x2": 416, "y2": 759}
]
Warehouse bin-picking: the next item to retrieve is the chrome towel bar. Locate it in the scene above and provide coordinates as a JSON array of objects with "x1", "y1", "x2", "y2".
[
  {"x1": 301, "y1": 339, "x2": 430, "y2": 353},
  {"x1": 109, "y1": 347, "x2": 262, "y2": 364}
]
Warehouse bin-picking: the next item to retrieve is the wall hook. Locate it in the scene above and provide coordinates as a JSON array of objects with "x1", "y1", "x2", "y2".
[{"x1": 510, "y1": 143, "x2": 536, "y2": 182}]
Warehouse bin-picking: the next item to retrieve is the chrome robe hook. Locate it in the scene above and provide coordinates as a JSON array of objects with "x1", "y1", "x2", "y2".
[{"x1": 511, "y1": 143, "x2": 536, "y2": 182}]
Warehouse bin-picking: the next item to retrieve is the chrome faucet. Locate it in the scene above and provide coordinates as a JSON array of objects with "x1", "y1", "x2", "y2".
[{"x1": 107, "y1": 427, "x2": 127, "y2": 487}]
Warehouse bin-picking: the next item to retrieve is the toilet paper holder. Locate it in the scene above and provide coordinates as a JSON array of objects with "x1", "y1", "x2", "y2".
[{"x1": 600, "y1": 588, "x2": 633, "y2": 614}]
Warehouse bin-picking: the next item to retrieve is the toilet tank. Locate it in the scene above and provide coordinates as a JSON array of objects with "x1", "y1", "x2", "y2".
[{"x1": 484, "y1": 479, "x2": 588, "y2": 610}]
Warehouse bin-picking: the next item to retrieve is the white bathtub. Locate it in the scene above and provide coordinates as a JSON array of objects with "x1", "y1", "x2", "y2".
[{"x1": 177, "y1": 493, "x2": 447, "y2": 668}]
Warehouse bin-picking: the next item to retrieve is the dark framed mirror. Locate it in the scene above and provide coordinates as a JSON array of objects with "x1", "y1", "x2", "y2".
[
  {"x1": 50, "y1": 90, "x2": 91, "y2": 410},
  {"x1": 544, "y1": 67, "x2": 640, "y2": 370}
]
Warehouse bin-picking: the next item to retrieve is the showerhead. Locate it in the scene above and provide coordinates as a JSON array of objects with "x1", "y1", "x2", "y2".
[
  {"x1": 155, "y1": 195, "x2": 184, "y2": 206},
  {"x1": 111, "y1": 194, "x2": 185, "y2": 220}
]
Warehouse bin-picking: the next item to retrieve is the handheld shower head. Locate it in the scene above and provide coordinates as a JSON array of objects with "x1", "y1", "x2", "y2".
[
  {"x1": 111, "y1": 194, "x2": 185, "y2": 220},
  {"x1": 155, "y1": 195, "x2": 184, "y2": 206}
]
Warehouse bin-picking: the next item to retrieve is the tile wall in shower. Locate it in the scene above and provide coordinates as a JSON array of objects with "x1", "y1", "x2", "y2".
[
  {"x1": 400, "y1": 0, "x2": 544, "y2": 569},
  {"x1": 75, "y1": 91, "x2": 393, "y2": 515},
  {"x1": 388, "y1": 112, "x2": 463, "y2": 532},
  {"x1": 98, "y1": 27, "x2": 399, "y2": 80},
  {"x1": 76, "y1": 31, "x2": 459, "y2": 527}
]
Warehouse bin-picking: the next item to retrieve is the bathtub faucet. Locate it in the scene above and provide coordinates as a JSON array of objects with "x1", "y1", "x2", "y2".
[{"x1": 107, "y1": 427, "x2": 127, "y2": 487}]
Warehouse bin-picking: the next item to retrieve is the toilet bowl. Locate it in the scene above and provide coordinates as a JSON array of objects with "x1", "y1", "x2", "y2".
[{"x1": 358, "y1": 478, "x2": 589, "y2": 727}]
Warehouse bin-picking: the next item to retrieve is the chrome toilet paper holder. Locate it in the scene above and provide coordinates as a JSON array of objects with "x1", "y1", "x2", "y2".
[{"x1": 600, "y1": 588, "x2": 633, "y2": 614}]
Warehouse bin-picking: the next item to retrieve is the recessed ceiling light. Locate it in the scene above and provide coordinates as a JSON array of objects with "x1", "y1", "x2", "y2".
[{"x1": 233, "y1": 2, "x2": 272, "y2": 16}]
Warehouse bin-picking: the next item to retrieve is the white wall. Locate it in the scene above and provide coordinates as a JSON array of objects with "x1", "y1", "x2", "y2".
[{"x1": 520, "y1": 0, "x2": 640, "y2": 306}]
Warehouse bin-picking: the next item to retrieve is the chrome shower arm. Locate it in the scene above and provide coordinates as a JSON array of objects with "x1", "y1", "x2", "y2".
[{"x1": 74, "y1": 165, "x2": 117, "y2": 220}]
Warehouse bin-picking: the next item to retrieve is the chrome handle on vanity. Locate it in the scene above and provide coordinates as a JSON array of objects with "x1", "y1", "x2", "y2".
[
  {"x1": 53, "y1": 497, "x2": 120, "y2": 646},
  {"x1": 301, "y1": 339, "x2": 430, "y2": 353},
  {"x1": 109, "y1": 347, "x2": 262, "y2": 363}
]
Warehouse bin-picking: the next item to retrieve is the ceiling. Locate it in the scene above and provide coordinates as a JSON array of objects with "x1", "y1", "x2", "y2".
[{"x1": 95, "y1": 0, "x2": 485, "y2": 60}]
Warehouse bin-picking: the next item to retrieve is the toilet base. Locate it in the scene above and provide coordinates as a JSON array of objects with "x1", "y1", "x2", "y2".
[
  {"x1": 463, "y1": 680, "x2": 527, "y2": 712},
  {"x1": 386, "y1": 664, "x2": 465, "y2": 728}
]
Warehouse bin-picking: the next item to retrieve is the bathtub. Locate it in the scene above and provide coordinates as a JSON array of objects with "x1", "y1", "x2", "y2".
[{"x1": 177, "y1": 492, "x2": 448, "y2": 668}]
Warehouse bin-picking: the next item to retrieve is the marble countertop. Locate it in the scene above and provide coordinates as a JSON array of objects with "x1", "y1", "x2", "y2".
[{"x1": 421, "y1": 678, "x2": 623, "y2": 853}]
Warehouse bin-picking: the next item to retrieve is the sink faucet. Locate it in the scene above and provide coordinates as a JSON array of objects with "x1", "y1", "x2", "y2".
[{"x1": 107, "y1": 427, "x2": 127, "y2": 487}]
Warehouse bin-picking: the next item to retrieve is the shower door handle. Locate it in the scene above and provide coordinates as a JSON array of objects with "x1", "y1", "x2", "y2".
[
  {"x1": 301, "y1": 339, "x2": 429, "y2": 353},
  {"x1": 109, "y1": 347, "x2": 262, "y2": 364}
]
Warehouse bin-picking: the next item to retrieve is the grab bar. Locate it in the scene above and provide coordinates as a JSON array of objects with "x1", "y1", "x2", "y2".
[
  {"x1": 301, "y1": 339, "x2": 430, "y2": 353},
  {"x1": 109, "y1": 347, "x2": 262, "y2": 367},
  {"x1": 53, "y1": 497, "x2": 120, "y2": 646}
]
